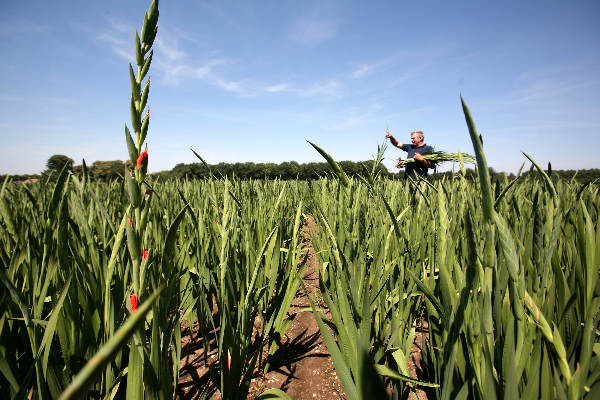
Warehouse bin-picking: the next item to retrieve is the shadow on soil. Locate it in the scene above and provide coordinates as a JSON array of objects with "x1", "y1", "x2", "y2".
[{"x1": 177, "y1": 325, "x2": 328, "y2": 399}]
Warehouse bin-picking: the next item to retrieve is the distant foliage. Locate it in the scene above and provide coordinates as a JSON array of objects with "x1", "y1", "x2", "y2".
[
  {"x1": 522, "y1": 168, "x2": 600, "y2": 185},
  {"x1": 0, "y1": 174, "x2": 41, "y2": 182},
  {"x1": 46, "y1": 154, "x2": 74, "y2": 173},
  {"x1": 430, "y1": 168, "x2": 600, "y2": 185},
  {"x1": 41, "y1": 154, "x2": 74, "y2": 180},
  {"x1": 154, "y1": 160, "x2": 391, "y2": 180},
  {"x1": 5, "y1": 157, "x2": 599, "y2": 183},
  {"x1": 90, "y1": 160, "x2": 127, "y2": 180},
  {"x1": 70, "y1": 160, "x2": 133, "y2": 180}
]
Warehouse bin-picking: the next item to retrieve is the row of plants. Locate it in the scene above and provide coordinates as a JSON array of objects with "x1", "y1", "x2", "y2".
[
  {"x1": 0, "y1": 1, "x2": 302, "y2": 398},
  {"x1": 1, "y1": 1, "x2": 598, "y2": 398},
  {"x1": 2, "y1": 134, "x2": 599, "y2": 399},
  {"x1": 306, "y1": 100, "x2": 600, "y2": 399}
]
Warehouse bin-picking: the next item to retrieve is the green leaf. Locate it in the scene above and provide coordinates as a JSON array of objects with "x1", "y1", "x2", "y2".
[
  {"x1": 130, "y1": 96, "x2": 141, "y2": 134},
  {"x1": 125, "y1": 211, "x2": 140, "y2": 263},
  {"x1": 60, "y1": 284, "x2": 165, "y2": 400},
  {"x1": 140, "y1": 77, "x2": 150, "y2": 113},
  {"x1": 140, "y1": 111, "x2": 149, "y2": 145},
  {"x1": 135, "y1": 31, "x2": 143, "y2": 66},
  {"x1": 461, "y1": 96, "x2": 493, "y2": 223},
  {"x1": 129, "y1": 63, "x2": 140, "y2": 101},
  {"x1": 0, "y1": 351, "x2": 19, "y2": 392},
  {"x1": 161, "y1": 204, "x2": 189, "y2": 265},
  {"x1": 82, "y1": 158, "x2": 88, "y2": 187},
  {"x1": 13, "y1": 351, "x2": 42, "y2": 400},
  {"x1": 302, "y1": 280, "x2": 360, "y2": 400},
  {"x1": 244, "y1": 226, "x2": 278, "y2": 309},
  {"x1": 406, "y1": 268, "x2": 446, "y2": 325},
  {"x1": 255, "y1": 388, "x2": 293, "y2": 399},
  {"x1": 125, "y1": 125, "x2": 138, "y2": 165},
  {"x1": 124, "y1": 166, "x2": 141, "y2": 208},
  {"x1": 307, "y1": 141, "x2": 350, "y2": 187},
  {"x1": 494, "y1": 174, "x2": 521, "y2": 210},
  {"x1": 89, "y1": 189, "x2": 117, "y2": 236},
  {"x1": 374, "y1": 364, "x2": 439, "y2": 387},
  {"x1": 41, "y1": 274, "x2": 73, "y2": 376},
  {"x1": 126, "y1": 331, "x2": 144, "y2": 400},
  {"x1": 140, "y1": 50, "x2": 153, "y2": 81},
  {"x1": 522, "y1": 152, "x2": 558, "y2": 208},
  {"x1": 0, "y1": 193, "x2": 17, "y2": 237},
  {"x1": 48, "y1": 161, "x2": 70, "y2": 222}
]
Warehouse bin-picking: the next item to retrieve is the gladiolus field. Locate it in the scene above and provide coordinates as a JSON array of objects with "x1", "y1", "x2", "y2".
[{"x1": 1, "y1": 1, "x2": 599, "y2": 399}]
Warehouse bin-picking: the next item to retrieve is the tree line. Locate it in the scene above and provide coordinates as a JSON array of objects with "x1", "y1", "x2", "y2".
[
  {"x1": 155, "y1": 160, "x2": 391, "y2": 180},
  {"x1": 3, "y1": 154, "x2": 600, "y2": 184}
]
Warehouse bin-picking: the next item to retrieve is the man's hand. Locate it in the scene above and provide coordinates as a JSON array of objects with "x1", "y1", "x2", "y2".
[
  {"x1": 414, "y1": 152, "x2": 434, "y2": 168},
  {"x1": 386, "y1": 131, "x2": 402, "y2": 148},
  {"x1": 395, "y1": 157, "x2": 405, "y2": 168}
]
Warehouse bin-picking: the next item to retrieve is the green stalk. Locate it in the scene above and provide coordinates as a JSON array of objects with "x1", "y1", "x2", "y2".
[{"x1": 60, "y1": 285, "x2": 165, "y2": 400}]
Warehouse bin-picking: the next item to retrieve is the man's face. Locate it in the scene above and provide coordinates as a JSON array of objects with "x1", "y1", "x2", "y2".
[{"x1": 411, "y1": 132, "x2": 423, "y2": 146}]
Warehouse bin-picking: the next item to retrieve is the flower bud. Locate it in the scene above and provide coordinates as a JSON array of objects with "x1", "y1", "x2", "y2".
[{"x1": 130, "y1": 293, "x2": 138, "y2": 312}]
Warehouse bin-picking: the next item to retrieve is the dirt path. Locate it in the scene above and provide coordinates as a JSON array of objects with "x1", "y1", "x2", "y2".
[
  {"x1": 247, "y1": 216, "x2": 343, "y2": 399},
  {"x1": 178, "y1": 216, "x2": 430, "y2": 399}
]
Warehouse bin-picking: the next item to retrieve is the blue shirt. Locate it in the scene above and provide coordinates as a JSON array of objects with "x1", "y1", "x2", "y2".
[{"x1": 401, "y1": 144, "x2": 434, "y2": 180}]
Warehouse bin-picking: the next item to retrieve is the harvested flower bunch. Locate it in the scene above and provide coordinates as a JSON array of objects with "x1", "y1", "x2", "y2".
[{"x1": 403, "y1": 151, "x2": 476, "y2": 165}]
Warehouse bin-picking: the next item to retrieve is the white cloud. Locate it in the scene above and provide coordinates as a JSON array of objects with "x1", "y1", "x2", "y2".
[
  {"x1": 264, "y1": 83, "x2": 291, "y2": 93},
  {"x1": 213, "y1": 77, "x2": 248, "y2": 94},
  {"x1": 97, "y1": 18, "x2": 135, "y2": 63},
  {"x1": 155, "y1": 37, "x2": 186, "y2": 62},
  {"x1": 349, "y1": 53, "x2": 434, "y2": 83},
  {"x1": 261, "y1": 80, "x2": 342, "y2": 98},
  {"x1": 159, "y1": 58, "x2": 226, "y2": 85},
  {"x1": 352, "y1": 64, "x2": 373, "y2": 79},
  {"x1": 96, "y1": 17, "x2": 344, "y2": 99}
]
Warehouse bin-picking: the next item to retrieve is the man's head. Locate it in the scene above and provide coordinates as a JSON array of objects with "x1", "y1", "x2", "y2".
[{"x1": 410, "y1": 131, "x2": 424, "y2": 146}]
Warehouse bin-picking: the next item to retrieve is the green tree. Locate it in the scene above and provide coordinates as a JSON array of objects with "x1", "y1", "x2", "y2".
[
  {"x1": 91, "y1": 160, "x2": 125, "y2": 180},
  {"x1": 46, "y1": 154, "x2": 74, "y2": 173}
]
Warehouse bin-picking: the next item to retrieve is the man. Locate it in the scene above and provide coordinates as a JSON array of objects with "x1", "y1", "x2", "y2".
[{"x1": 385, "y1": 130, "x2": 435, "y2": 180}]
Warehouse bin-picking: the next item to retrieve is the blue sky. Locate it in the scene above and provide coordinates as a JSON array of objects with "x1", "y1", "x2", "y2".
[{"x1": 1, "y1": 0, "x2": 599, "y2": 174}]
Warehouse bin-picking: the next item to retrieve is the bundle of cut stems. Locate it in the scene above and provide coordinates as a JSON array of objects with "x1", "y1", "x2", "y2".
[{"x1": 403, "y1": 151, "x2": 476, "y2": 165}]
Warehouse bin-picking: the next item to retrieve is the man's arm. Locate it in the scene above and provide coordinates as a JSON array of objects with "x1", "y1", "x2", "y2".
[
  {"x1": 385, "y1": 132, "x2": 404, "y2": 149},
  {"x1": 413, "y1": 153, "x2": 435, "y2": 169}
]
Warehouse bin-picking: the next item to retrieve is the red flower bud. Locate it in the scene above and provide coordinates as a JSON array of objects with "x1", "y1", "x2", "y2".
[
  {"x1": 146, "y1": 188, "x2": 152, "y2": 195},
  {"x1": 130, "y1": 294, "x2": 138, "y2": 313},
  {"x1": 128, "y1": 218, "x2": 133, "y2": 227},
  {"x1": 136, "y1": 149, "x2": 148, "y2": 170},
  {"x1": 142, "y1": 249, "x2": 149, "y2": 260}
]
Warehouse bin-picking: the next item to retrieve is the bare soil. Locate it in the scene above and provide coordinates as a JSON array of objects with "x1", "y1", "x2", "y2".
[{"x1": 177, "y1": 216, "x2": 431, "y2": 399}]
